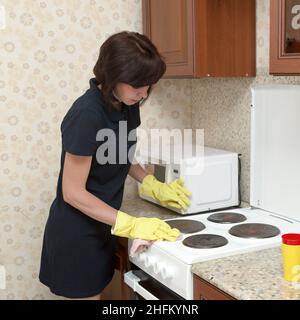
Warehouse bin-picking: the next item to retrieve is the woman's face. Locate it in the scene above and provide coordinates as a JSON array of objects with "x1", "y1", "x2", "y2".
[{"x1": 114, "y1": 83, "x2": 149, "y2": 106}]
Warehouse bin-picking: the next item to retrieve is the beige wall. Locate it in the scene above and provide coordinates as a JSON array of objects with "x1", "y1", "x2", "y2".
[
  {"x1": 192, "y1": 0, "x2": 300, "y2": 203},
  {"x1": 0, "y1": 0, "x2": 191, "y2": 299}
]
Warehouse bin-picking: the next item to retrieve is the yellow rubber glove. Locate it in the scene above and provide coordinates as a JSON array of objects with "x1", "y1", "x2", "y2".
[
  {"x1": 111, "y1": 211, "x2": 180, "y2": 241},
  {"x1": 139, "y1": 175, "x2": 192, "y2": 210}
]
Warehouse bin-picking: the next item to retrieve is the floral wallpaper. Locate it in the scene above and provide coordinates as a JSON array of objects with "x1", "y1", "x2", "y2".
[
  {"x1": 0, "y1": 0, "x2": 191, "y2": 300},
  {"x1": 192, "y1": 0, "x2": 300, "y2": 204}
]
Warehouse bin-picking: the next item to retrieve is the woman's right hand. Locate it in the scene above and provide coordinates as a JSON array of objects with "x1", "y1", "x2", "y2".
[{"x1": 111, "y1": 211, "x2": 180, "y2": 241}]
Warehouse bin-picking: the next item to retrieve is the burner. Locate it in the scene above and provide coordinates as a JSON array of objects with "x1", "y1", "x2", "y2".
[
  {"x1": 166, "y1": 219, "x2": 205, "y2": 234},
  {"x1": 207, "y1": 212, "x2": 247, "y2": 224},
  {"x1": 229, "y1": 223, "x2": 280, "y2": 239},
  {"x1": 183, "y1": 234, "x2": 228, "y2": 249}
]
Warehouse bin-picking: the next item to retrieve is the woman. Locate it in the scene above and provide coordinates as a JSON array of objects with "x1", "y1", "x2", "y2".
[{"x1": 39, "y1": 31, "x2": 192, "y2": 300}]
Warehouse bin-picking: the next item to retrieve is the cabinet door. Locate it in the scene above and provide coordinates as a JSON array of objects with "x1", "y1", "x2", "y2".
[
  {"x1": 142, "y1": 0, "x2": 194, "y2": 77},
  {"x1": 193, "y1": 275, "x2": 235, "y2": 300},
  {"x1": 270, "y1": 0, "x2": 300, "y2": 74},
  {"x1": 195, "y1": 0, "x2": 256, "y2": 77}
]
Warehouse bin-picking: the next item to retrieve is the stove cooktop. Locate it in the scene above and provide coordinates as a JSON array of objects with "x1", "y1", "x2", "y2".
[{"x1": 152, "y1": 207, "x2": 300, "y2": 265}]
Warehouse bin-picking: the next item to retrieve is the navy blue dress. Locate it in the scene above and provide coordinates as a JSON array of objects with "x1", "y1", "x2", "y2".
[{"x1": 39, "y1": 78, "x2": 140, "y2": 298}]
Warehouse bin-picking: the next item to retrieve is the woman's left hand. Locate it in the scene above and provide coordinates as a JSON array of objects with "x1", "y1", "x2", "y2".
[
  {"x1": 129, "y1": 239, "x2": 154, "y2": 257},
  {"x1": 139, "y1": 175, "x2": 192, "y2": 210}
]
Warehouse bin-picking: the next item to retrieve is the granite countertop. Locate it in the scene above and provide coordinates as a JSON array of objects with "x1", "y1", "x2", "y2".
[
  {"x1": 120, "y1": 197, "x2": 250, "y2": 219},
  {"x1": 192, "y1": 247, "x2": 300, "y2": 300},
  {"x1": 120, "y1": 197, "x2": 185, "y2": 219}
]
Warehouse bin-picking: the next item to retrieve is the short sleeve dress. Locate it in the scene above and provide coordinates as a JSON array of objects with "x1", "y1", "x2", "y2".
[{"x1": 39, "y1": 78, "x2": 141, "y2": 298}]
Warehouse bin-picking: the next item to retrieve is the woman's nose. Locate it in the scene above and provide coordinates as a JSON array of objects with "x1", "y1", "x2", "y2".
[
  {"x1": 139, "y1": 89, "x2": 148, "y2": 99},
  {"x1": 141, "y1": 92, "x2": 147, "y2": 99}
]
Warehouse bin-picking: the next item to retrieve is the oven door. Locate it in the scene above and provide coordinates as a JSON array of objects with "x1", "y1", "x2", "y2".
[{"x1": 124, "y1": 270, "x2": 184, "y2": 300}]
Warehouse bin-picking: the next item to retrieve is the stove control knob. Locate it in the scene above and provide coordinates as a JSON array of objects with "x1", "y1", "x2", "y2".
[
  {"x1": 138, "y1": 253, "x2": 155, "y2": 267},
  {"x1": 153, "y1": 262, "x2": 160, "y2": 275},
  {"x1": 154, "y1": 263, "x2": 169, "y2": 279},
  {"x1": 159, "y1": 264, "x2": 168, "y2": 279},
  {"x1": 138, "y1": 252, "x2": 147, "y2": 264},
  {"x1": 145, "y1": 256, "x2": 155, "y2": 268},
  {"x1": 153, "y1": 261, "x2": 167, "y2": 275}
]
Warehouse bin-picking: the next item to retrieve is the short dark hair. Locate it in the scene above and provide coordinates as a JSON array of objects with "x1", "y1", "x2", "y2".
[{"x1": 93, "y1": 31, "x2": 166, "y2": 111}]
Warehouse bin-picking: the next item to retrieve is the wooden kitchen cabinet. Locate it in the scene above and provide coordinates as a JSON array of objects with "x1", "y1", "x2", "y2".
[
  {"x1": 101, "y1": 237, "x2": 134, "y2": 300},
  {"x1": 142, "y1": 0, "x2": 256, "y2": 78},
  {"x1": 270, "y1": 0, "x2": 300, "y2": 74},
  {"x1": 193, "y1": 274, "x2": 235, "y2": 300}
]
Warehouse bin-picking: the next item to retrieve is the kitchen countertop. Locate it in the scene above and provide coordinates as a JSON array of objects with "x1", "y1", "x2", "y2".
[
  {"x1": 192, "y1": 247, "x2": 300, "y2": 300},
  {"x1": 120, "y1": 197, "x2": 188, "y2": 219},
  {"x1": 120, "y1": 197, "x2": 249, "y2": 219}
]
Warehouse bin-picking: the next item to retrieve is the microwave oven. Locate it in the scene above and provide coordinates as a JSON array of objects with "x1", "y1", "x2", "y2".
[{"x1": 137, "y1": 146, "x2": 240, "y2": 215}]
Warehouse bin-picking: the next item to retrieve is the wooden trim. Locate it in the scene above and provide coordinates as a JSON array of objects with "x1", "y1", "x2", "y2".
[
  {"x1": 249, "y1": 0, "x2": 257, "y2": 76},
  {"x1": 270, "y1": 0, "x2": 279, "y2": 70},
  {"x1": 194, "y1": 0, "x2": 208, "y2": 76},
  {"x1": 270, "y1": 0, "x2": 300, "y2": 74},
  {"x1": 142, "y1": 0, "x2": 151, "y2": 36},
  {"x1": 280, "y1": 0, "x2": 300, "y2": 58},
  {"x1": 280, "y1": 0, "x2": 286, "y2": 56}
]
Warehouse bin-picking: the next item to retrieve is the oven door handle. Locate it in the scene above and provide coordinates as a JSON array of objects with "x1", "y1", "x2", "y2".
[{"x1": 124, "y1": 271, "x2": 159, "y2": 300}]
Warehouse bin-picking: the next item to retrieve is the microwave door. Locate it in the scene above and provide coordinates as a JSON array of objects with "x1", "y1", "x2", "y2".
[{"x1": 153, "y1": 164, "x2": 166, "y2": 183}]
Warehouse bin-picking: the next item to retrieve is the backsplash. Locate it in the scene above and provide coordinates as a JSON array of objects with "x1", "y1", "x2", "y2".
[{"x1": 192, "y1": 0, "x2": 300, "y2": 203}]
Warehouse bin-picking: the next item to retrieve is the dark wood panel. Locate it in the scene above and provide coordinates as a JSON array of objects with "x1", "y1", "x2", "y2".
[
  {"x1": 101, "y1": 238, "x2": 134, "y2": 300},
  {"x1": 195, "y1": 0, "x2": 256, "y2": 77},
  {"x1": 193, "y1": 274, "x2": 235, "y2": 300}
]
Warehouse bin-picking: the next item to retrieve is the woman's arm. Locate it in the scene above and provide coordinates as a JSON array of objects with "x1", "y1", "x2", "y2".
[
  {"x1": 62, "y1": 152, "x2": 117, "y2": 226},
  {"x1": 128, "y1": 162, "x2": 149, "y2": 183},
  {"x1": 62, "y1": 153, "x2": 179, "y2": 242}
]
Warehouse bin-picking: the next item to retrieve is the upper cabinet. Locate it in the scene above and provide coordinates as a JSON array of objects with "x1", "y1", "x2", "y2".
[
  {"x1": 270, "y1": 0, "x2": 300, "y2": 74},
  {"x1": 142, "y1": 0, "x2": 256, "y2": 78}
]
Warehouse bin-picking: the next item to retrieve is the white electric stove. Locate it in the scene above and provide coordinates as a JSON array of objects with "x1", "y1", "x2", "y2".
[
  {"x1": 125, "y1": 85, "x2": 300, "y2": 300},
  {"x1": 148, "y1": 208, "x2": 300, "y2": 265}
]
